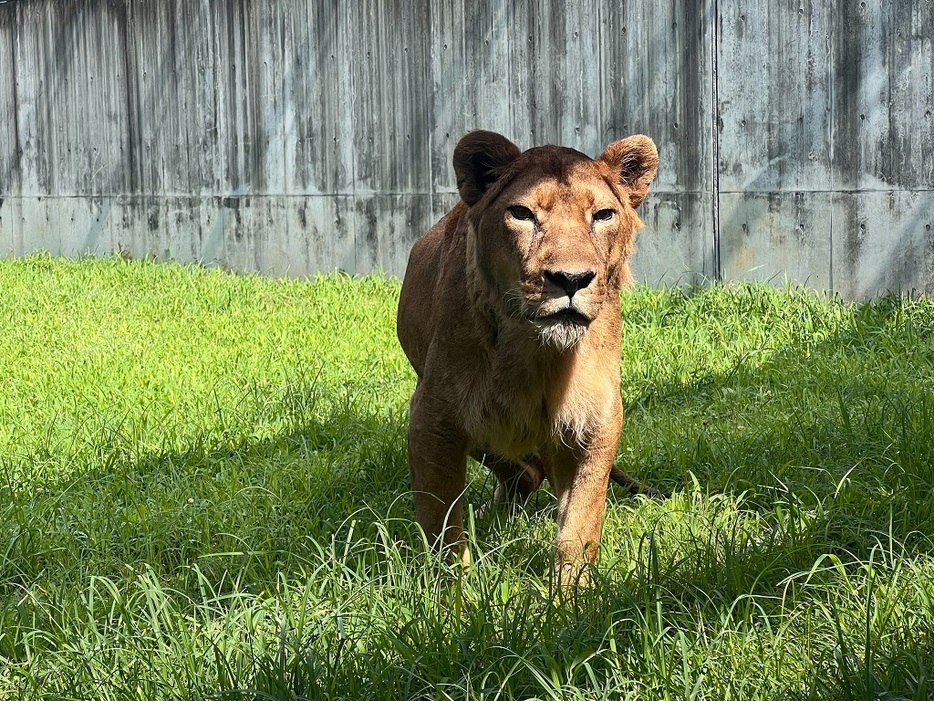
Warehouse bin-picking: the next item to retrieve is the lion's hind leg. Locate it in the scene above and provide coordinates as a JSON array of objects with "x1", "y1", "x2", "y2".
[{"x1": 473, "y1": 452, "x2": 545, "y2": 519}]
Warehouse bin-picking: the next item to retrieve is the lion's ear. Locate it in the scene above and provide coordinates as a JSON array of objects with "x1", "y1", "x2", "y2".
[
  {"x1": 453, "y1": 131, "x2": 522, "y2": 206},
  {"x1": 599, "y1": 135, "x2": 658, "y2": 209}
]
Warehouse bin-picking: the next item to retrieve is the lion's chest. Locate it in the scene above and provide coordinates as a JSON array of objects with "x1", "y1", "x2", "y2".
[
  {"x1": 459, "y1": 361, "x2": 609, "y2": 460},
  {"x1": 467, "y1": 394, "x2": 552, "y2": 459}
]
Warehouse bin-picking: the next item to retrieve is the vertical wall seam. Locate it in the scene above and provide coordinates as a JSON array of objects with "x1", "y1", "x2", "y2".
[
  {"x1": 506, "y1": 1, "x2": 514, "y2": 143},
  {"x1": 9, "y1": 5, "x2": 21, "y2": 197},
  {"x1": 8, "y1": 3, "x2": 22, "y2": 255},
  {"x1": 828, "y1": 0, "x2": 835, "y2": 294},
  {"x1": 710, "y1": 0, "x2": 721, "y2": 281},
  {"x1": 425, "y1": 0, "x2": 434, "y2": 216},
  {"x1": 346, "y1": 2, "x2": 357, "y2": 273},
  {"x1": 596, "y1": 1, "x2": 603, "y2": 151}
]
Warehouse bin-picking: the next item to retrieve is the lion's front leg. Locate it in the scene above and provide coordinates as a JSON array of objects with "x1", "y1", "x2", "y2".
[
  {"x1": 546, "y1": 435, "x2": 618, "y2": 582},
  {"x1": 407, "y1": 387, "x2": 470, "y2": 565}
]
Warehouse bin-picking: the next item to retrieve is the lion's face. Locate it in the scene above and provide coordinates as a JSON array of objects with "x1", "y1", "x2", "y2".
[
  {"x1": 455, "y1": 133, "x2": 658, "y2": 352},
  {"x1": 474, "y1": 164, "x2": 627, "y2": 350}
]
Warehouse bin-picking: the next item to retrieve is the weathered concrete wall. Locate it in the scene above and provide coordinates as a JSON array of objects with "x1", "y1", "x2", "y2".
[
  {"x1": 717, "y1": 0, "x2": 934, "y2": 296},
  {"x1": 0, "y1": 0, "x2": 931, "y2": 295}
]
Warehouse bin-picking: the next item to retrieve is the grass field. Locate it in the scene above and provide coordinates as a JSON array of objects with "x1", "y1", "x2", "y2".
[{"x1": 1, "y1": 254, "x2": 933, "y2": 700}]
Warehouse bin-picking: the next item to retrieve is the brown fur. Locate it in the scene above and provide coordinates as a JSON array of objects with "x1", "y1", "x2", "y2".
[{"x1": 397, "y1": 131, "x2": 659, "y2": 576}]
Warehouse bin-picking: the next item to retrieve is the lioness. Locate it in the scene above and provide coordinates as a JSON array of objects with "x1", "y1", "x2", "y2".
[{"x1": 397, "y1": 130, "x2": 660, "y2": 576}]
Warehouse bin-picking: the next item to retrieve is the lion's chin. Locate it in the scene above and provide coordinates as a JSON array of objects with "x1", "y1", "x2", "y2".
[{"x1": 533, "y1": 314, "x2": 589, "y2": 351}]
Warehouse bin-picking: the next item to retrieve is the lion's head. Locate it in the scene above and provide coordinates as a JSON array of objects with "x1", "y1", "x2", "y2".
[{"x1": 453, "y1": 131, "x2": 658, "y2": 351}]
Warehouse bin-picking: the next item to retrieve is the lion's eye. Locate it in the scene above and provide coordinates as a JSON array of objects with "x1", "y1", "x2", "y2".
[
  {"x1": 593, "y1": 209, "x2": 615, "y2": 223},
  {"x1": 508, "y1": 205, "x2": 536, "y2": 222}
]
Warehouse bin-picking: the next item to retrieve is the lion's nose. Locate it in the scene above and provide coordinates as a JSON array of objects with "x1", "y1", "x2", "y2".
[{"x1": 543, "y1": 269, "x2": 596, "y2": 297}]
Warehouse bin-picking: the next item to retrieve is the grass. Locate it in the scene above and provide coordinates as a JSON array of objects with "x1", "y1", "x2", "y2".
[{"x1": 0, "y1": 252, "x2": 933, "y2": 699}]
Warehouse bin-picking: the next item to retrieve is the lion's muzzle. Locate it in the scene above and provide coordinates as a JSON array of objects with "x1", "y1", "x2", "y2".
[{"x1": 530, "y1": 266, "x2": 600, "y2": 349}]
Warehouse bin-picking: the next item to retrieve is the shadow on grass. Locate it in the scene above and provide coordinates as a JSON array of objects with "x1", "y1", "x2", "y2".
[{"x1": 4, "y1": 290, "x2": 932, "y2": 601}]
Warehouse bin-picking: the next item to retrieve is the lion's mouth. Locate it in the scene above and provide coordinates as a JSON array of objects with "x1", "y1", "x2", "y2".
[{"x1": 537, "y1": 307, "x2": 591, "y2": 326}]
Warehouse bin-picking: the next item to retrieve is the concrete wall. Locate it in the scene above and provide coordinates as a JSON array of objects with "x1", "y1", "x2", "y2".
[{"x1": 0, "y1": 0, "x2": 931, "y2": 296}]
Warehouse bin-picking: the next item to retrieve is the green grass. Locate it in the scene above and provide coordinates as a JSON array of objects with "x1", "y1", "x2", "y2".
[{"x1": 1, "y1": 253, "x2": 933, "y2": 700}]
